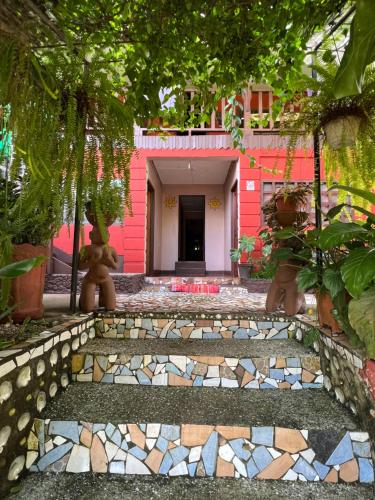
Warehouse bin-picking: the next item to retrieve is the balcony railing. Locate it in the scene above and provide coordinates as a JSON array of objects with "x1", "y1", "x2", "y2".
[{"x1": 137, "y1": 85, "x2": 283, "y2": 138}]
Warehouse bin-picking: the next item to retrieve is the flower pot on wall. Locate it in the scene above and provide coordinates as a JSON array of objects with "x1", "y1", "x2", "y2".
[
  {"x1": 238, "y1": 263, "x2": 252, "y2": 279},
  {"x1": 275, "y1": 196, "x2": 302, "y2": 212},
  {"x1": 316, "y1": 291, "x2": 342, "y2": 334},
  {"x1": 85, "y1": 204, "x2": 117, "y2": 227},
  {"x1": 10, "y1": 244, "x2": 49, "y2": 322},
  {"x1": 323, "y1": 115, "x2": 362, "y2": 150},
  {"x1": 276, "y1": 211, "x2": 308, "y2": 227}
]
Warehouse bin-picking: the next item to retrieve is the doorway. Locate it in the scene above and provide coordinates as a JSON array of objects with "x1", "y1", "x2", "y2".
[
  {"x1": 178, "y1": 195, "x2": 205, "y2": 261},
  {"x1": 146, "y1": 182, "x2": 155, "y2": 275},
  {"x1": 231, "y1": 182, "x2": 239, "y2": 276}
]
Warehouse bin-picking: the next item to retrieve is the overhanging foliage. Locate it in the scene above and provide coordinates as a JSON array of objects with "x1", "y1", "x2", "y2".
[{"x1": 0, "y1": 0, "x2": 346, "y2": 229}]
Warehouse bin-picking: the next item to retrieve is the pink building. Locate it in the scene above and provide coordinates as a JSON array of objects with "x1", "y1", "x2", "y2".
[{"x1": 53, "y1": 86, "x2": 326, "y2": 277}]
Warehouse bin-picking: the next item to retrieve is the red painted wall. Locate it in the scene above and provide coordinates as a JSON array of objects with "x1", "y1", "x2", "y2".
[{"x1": 52, "y1": 147, "x2": 317, "y2": 274}]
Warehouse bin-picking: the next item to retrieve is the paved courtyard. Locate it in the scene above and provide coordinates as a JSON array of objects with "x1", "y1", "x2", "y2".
[
  {"x1": 116, "y1": 288, "x2": 316, "y2": 315},
  {"x1": 43, "y1": 289, "x2": 316, "y2": 318}
]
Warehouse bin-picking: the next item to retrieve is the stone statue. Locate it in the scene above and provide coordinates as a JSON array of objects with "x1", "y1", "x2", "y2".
[
  {"x1": 265, "y1": 225, "x2": 307, "y2": 317},
  {"x1": 265, "y1": 257, "x2": 306, "y2": 316},
  {"x1": 78, "y1": 226, "x2": 118, "y2": 313}
]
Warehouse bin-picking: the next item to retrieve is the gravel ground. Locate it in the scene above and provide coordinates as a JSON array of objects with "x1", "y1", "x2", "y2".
[
  {"x1": 9, "y1": 473, "x2": 375, "y2": 500},
  {"x1": 116, "y1": 291, "x2": 316, "y2": 314},
  {"x1": 78, "y1": 338, "x2": 314, "y2": 357},
  {"x1": 42, "y1": 384, "x2": 359, "y2": 430},
  {"x1": 0, "y1": 318, "x2": 59, "y2": 348}
]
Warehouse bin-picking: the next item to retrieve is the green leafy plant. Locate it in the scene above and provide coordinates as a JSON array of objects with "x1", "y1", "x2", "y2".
[
  {"x1": 280, "y1": 58, "x2": 375, "y2": 191},
  {"x1": 321, "y1": 186, "x2": 375, "y2": 299},
  {"x1": 249, "y1": 230, "x2": 275, "y2": 279},
  {"x1": 85, "y1": 180, "x2": 126, "y2": 226},
  {"x1": 0, "y1": 177, "x2": 56, "y2": 247},
  {"x1": 303, "y1": 327, "x2": 321, "y2": 348},
  {"x1": 270, "y1": 223, "x2": 360, "y2": 344},
  {"x1": 278, "y1": 184, "x2": 375, "y2": 351},
  {"x1": 321, "y1": 185, "x2": 375, "y2": 355},
  {"x1": 230, "y1": 235, "x2": 256, "y2": 264},
  {"x1": 348, "y1": 287, "x2": 375, "y2": 357},
  {"x1": 275, "y1": 184, "x2": 313, "y2": 206},
  {"x1": 0, "y1": 1, "x2": 347, "y2": 229},
  {"x1": 333, "y1": 0, "x2": 375, "y2": 98}
]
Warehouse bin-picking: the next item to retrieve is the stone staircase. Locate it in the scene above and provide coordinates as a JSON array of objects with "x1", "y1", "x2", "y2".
[
  {"x1": 14, "y1": 312, "x2": 375, "y2": 498},
  {"x1": 174, "y1": 261, "x2": 207, "y2": 277}
]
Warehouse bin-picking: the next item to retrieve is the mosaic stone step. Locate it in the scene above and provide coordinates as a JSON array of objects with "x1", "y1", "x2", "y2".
[
  {"x1": 72, "y1": 338, "x2": 322, "y2": 389},
  {"x1": 97, "y1": 315, "x2": 302, "y2": 340},
  {"x1": 27, "y1": 385, "x2": 374, "y2": 482},
  {"x1": 28, "y1": 419, "x2": 374, "y2": 482}
]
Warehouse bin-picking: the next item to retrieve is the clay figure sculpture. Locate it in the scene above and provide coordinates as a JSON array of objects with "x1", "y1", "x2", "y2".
[
  {"x1": 265, "y1": 223, "x2": 308, "y2": 316},
  {"x1": 265, "y1": 257, "x2": 306, "y2": 316},
  {"x1": 78, "y1": 226, "x2": 118, "y2": 312}
]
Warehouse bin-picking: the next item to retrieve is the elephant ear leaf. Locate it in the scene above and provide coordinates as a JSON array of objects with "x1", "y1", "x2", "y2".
[
  {"x1": 341, "y1": 247, "x2": 375, "y2": 298},
  {"x1": 322, "y1": 268, "x2": 345, "y2": 298},
  {"x1": 319, "y1": 222, "x2": 368, "y2": 250},
  {"x1": 348, "y1": 286, "x2": 375, "y2": 357},
  {"x1": 333, "y1": 0, "x2": 375, "y2": 98},
  {"x1": 297, "y1": 267, "x2": 318, "y2": 291}
]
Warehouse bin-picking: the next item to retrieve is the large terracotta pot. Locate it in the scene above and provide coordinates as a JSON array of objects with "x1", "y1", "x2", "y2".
[
  {"x1": 316, "y1": 291, "x2": 342, "y2": 333},
  {"x1": 10, "y1": 244, "x2": 49, "y2": 322}
]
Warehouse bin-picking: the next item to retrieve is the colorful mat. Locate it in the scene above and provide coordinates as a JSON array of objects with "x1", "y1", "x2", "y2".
[{"x1": 170, "y1": 284, "x2": 220, "y2": 294}]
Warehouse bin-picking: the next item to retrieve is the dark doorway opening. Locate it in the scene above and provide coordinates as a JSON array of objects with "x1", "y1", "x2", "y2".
[
  {"x1": 231, "y1": 181, "x2": 239, "y2": 277},
  {"x1": 146, "y1": 181, "x2": 155, "y2": 275},
  {"x1": 179, "y1": 195, "x2": 205, "y2": 261}
]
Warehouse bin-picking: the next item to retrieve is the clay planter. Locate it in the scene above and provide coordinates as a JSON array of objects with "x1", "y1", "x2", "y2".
[
  {"x1": 275, "y1": 195, "x2": 302, "y2": 212},
  {"x1": 316, "y1": 291, "x2": 342, "y2": 334},
  {"x1": 276, "y1": 211, "x2": 308, "y2": 227},
  {"x1": 10, "y1": 244, "x2": 49, "y2": 322},
  {"x1": 238, "y1": 263, "x2": 253, "y2": 279},
  {"x1": 323, "y1": 115, "x2": 362, "y2": 150},
  {"x1": 85, "y1": 205, "x2": 117, "y2": 227}
]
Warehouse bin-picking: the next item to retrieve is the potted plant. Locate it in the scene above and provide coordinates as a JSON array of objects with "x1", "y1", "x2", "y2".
[
  {"x1": 279, "y1": 57, "x2": 375, "y2": 184},
  {"x1": 85, "y1": 180, "x2": 125, "y2": 228},
  {"x1": 262, "y1": 184, "x2": 312, "y2": 230},
  {"x1": 0, "y1": 177, "x2": 55, "y2": 322},
  {"x1": 274, "y1": 184, "x2": 313, "y2": 212},
  {"x1": 269, "y1": 225, "x2": 348, "y2": 334},
  {"x1": 0, "y1": 257, "x2": 47, "y2": 322},
  {"x1": 230, "y1": 235, "x2": 256, "y2": 279},
  {"x1": 276, "y1": 184, "x2": 374, "y2": 348},
  {"x1": 320, "y1": 185, "x2": 375, "y2": 354}
]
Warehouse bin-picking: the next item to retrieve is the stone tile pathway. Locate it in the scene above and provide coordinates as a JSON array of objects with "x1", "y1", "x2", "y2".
[{"x1": 116, "y1": 290, "x2": 316, "y2": 315}]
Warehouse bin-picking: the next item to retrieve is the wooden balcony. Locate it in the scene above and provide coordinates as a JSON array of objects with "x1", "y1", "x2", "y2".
[{"x1": 134, "y1": 85, "x2": 302, "y2": 150}]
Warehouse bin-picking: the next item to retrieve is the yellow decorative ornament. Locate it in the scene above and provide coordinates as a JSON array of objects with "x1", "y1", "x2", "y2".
[
  {"x1": 164, "y1": 196, "x2": 177, "y2": 209},
  {"x1": 208, "y1": 197, "x2": 221, "y2": 210}
]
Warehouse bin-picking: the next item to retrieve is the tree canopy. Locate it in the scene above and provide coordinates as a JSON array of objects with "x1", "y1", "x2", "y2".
[
  {"x1": 0, "y1": 0, "x2": 348, "y2": 235},
  {"x1": 1, "y1": 0, "x2": 347, "y2": 123}
]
